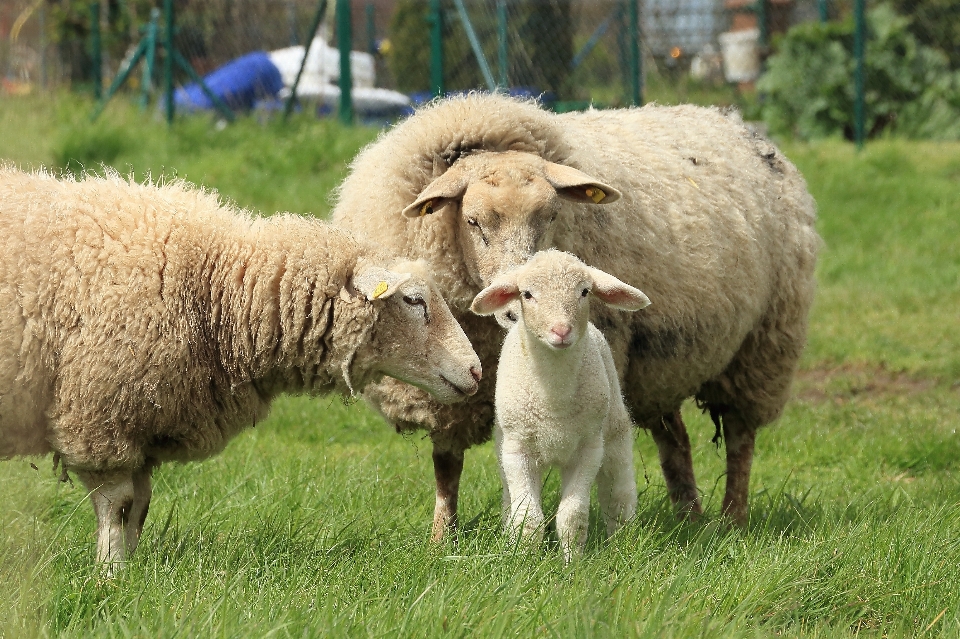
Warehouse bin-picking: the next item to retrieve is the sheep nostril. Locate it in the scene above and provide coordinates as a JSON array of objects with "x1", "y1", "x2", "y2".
[
  {"x1": 551, "y1": 325, "x2": 572, "y2": 340},
  {"x1": 470, "y1": 366, "x2": 482, "y2": 382}
]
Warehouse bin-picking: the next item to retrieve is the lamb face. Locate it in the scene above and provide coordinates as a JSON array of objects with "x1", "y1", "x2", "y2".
[
  {"x1": 471, "y1": 250, "x2": 651, "y2": 350},
  {"x1": 402, "y1": 152, "x2": 621, "y2": 291},
  {"x1": 354, "y1": 264, "x2": 481, "y2": 404}
]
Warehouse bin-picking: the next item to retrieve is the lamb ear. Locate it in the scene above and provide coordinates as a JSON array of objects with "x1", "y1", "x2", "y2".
[
  {"x1": 353, "y1": 267, "x2": 412, "y2": 301},
  {"x1": 470, "y1": 274, "x2": 521, "y2": 316},
  {"x1": 401, "y1": 165, "x2": 470, "y2": 218},
  {"x1": 544, "y1": 162, "x2": 621, "y2": 205},
  {"x1": 586, "y1": 267, "x2": 650, "y2": 311}
]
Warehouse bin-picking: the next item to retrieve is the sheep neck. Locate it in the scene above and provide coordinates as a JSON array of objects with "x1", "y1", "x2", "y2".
[{"x1": 195, "y1": 221, "x2": 368, "y2": 400}]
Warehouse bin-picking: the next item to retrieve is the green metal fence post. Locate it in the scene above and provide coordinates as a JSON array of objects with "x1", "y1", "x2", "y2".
[
  {"x1": 497, "y1": 0, "x2": 508, "y2": 90},
  {"x1": 337, "y1": 0, "x2": 354, "y2": 124},
  {"x1": 39, "y1": 3, "x2": 47, "y2": 88},
  {"x1": 756, "y1": 0, "x2": 768, "y2": 48},
  {"x1": 141, "y1": 8, "x2": 159, "y2": 109},
  {"x1": 854, "y1": 0, "x2": 865, "y2": 149},
  {"x1": 627, "y1": 0, "x2": 641, "y2": 106},
  {"x1": 90, "y1": 2, "x2": 102, "y2": 100},
  {"x1": 452, "y1": 0, "x2": 496, "y2": 91},
  {"x1": 818, "y1": 0, "x2": 829, "y2": 23},
  {"x1": 164, "y1": 0, "x2": 175, "y2": 125},
  {"x1": 428, "y1": 0, "x2": 444, "y2": 98},
  {"x1": 366, "y1": 3, "x2": 376, "y2": 54},
  {"x1": 283, "y1": 0, "x2": 328, "y2": 120}
]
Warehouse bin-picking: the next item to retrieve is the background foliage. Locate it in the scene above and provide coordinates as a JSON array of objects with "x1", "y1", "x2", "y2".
[{"x1": 758, "y1": 3, "x2": 960, "y2": 140}]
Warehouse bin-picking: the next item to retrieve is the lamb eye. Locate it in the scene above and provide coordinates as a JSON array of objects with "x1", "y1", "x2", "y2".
[
  {"x1": 581, "y1": 289, "x2": 589, "y2": 297},
  {"x1": 467, "y1": 218, "x2": 480, "y2": 227},
  {"x1": 523, "y1": 291, "x2": 533, "y2": 300}
]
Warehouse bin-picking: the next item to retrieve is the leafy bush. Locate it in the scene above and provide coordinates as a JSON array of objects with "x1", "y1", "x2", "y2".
[{"x1": 758, "y1": 3, "x2": 960, "y2": 140}]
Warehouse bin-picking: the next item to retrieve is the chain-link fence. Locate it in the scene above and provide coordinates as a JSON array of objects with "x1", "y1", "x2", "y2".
[{"x1": 3, "y1": 0, "x2": 958, "y2": 138}]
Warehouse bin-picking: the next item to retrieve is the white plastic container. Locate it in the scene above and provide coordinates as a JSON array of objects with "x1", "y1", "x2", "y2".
[
  {"x1": 718, "y1": 28, "x2": 760, "y2": 83},
  {"x1": 269, "y1": 37, "x2": 376, "y2": 89}
]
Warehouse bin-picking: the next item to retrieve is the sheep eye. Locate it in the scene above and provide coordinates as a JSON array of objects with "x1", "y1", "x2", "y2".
[
  {"x1": 523, "y1": 291, "x2": 533, "y2": 300},
  {"x1": 466, "y1": 218, "x2": 480, "y2": 228},
  {"x1": 549, "y1": 213, "x2": 558, "y2": 223},
  {"x1": 581, "y1": 289, "x2": 589, "y2": 297},
  {"x1": 402, "y1": 295, "x2": 429, "y2": 321}
]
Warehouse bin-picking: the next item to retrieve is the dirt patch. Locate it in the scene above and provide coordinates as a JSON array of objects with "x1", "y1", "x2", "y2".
[{"x1": 794, "y1": 362, "x2": 938, "y2": 405}]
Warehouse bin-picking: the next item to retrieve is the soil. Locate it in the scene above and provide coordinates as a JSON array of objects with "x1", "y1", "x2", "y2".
[{"x1": 793, "y1": 362, "x2": 940, "y2": 405}]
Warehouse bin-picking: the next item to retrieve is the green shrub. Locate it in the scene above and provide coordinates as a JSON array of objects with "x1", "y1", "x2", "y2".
[{"x1": 758, "y1": 3, "x2": 960, "y2": 140}]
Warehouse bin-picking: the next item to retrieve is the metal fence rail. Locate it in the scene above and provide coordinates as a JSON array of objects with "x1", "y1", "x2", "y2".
[{"x1": 2, "y1": 0, "x2": 958, "y2": 141}]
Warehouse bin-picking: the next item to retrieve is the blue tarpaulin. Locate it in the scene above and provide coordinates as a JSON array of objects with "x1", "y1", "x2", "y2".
[{"x1": 174, "y1": 52, "x2": 283, "y2": 112}]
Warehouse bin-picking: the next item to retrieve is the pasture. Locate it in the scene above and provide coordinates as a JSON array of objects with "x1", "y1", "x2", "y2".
[{"x1": 0, "y1": 95, "x2": 958, "y2": 638}]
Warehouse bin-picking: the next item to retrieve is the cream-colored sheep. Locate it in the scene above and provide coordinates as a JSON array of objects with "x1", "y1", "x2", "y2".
[
  {"x1": 0, "y1": 168, "x2": 481, "y2": 568},
  {"x1": 333, "y1": 93, "x2": 821, "y2": 534},
  {"x1": 472, "y1": 250, "x2": 648, "y2": 561}
]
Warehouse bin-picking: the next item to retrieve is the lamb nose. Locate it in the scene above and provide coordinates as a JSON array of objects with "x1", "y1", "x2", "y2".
[
  {"x1": 470, "y1": 366, "x2": 482, "y2": 382},
  {"x1": 551, "y1": 325, "x2": 571, "y2": 340}
]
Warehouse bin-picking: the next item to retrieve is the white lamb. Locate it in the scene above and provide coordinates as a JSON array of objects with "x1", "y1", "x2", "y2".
[{"x1": 471, "y1": 250, "x2": 650, "y2": 560}]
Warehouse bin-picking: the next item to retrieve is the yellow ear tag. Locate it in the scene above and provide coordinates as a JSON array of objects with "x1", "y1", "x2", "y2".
[
  {"x1": 419, "y1": 200, "x2": 434, "y2": 217},
  {"x1": 585, "y1": 187, "x2": 606, "y2": 203},
  {"x1": 372, "y1": 281, "x2": 389, "y2": 299}
]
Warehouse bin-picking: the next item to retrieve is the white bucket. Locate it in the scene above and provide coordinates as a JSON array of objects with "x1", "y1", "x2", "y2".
[{"x1": 718, "y1": 28, "x2": 760, "y2": 83}]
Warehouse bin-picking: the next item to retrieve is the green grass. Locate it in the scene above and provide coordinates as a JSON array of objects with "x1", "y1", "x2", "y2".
[
  {"x1": 1, "y1": 94, "x2": 959, "y2": 638},
  {"x1": 0, "y1": 94, "x2": 379, "y2": 216}
]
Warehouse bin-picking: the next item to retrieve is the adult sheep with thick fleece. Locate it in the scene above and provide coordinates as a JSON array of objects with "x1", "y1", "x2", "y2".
[
  {"x1": 472, "y1": 250, "x2": 649, "y2": 561},
  {"x1": 333, "y1": 93, "x2": 821, "y2": 535},
  {"x1": 0, "y1": 168, "x2": 481, "y2": 567}
]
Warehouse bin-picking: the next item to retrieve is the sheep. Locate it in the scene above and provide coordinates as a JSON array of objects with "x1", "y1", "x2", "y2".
[
  {"x1": 0, "y1": 167, "x2": 481, "y2": 568},
  {"x1": 471, "y1": 250, "x2": 649, "y2": 561},
  {"x1": 332, "y1": 92, "x2": 821, "y2": 535}
]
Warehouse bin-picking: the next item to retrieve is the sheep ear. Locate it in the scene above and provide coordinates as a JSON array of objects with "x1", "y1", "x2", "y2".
[
  {"x1": 401, "y1": 166, "x2": 470, "y2": 218},
  {"x1": 471, "y1": 275, "x2": 521, "y2": 316},
  {"x1": 544, "y1": 162, "x2": 621, "y2": 205},
  {"x1": 353, "y1": 267, "x2": 412, "y2": 301},
  {"x1": 586, "y1": 267, "x2": 650, "y2": 311}
]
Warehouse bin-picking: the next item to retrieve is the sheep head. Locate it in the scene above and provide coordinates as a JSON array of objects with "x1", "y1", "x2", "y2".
[
  {"x1": 471, "y1": 250, "x2": 649, "y2": 350},
  {"x1": 352, "y1": 261, "x2": 481, "y2": 403},
  {"x1": 402, "y1": 151, "x2": 620, "y2": 299}
]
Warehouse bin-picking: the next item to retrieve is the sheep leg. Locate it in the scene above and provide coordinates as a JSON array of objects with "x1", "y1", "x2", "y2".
[
  {"x1": 124, "y1": 460, "x2": 157, "y2": 556},
  {"x1": 596, "y1": 423, "x2": 638, "y2": 536},
  {"x1": 649, "y1": 411, "x2": 702, "y2": 518},
  {"x1": 721, "y1": 412, "x2": 756, "y2": 527},
  {"x1": 77, "y1": 469, "x2": 136, "y2": 572},
  {"x1": 498, "y1": 436, "x2": 545, "y2": 545},
  {"x1": 557, "y1": 445, "x2": 604, "y2": 563},
  {"x1": 430, "y1": 447, "x2": 464, "y2": 542}
]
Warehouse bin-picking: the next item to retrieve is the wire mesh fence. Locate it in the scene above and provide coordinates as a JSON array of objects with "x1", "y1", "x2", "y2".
[{"x1": 2, "y1": 0, "x2": 958, "y2": 139}]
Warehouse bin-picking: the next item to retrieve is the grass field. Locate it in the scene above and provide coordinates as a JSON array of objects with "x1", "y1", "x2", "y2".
[{"x1": 1, "y1": 95, "x2": 958, "y2": 638}]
